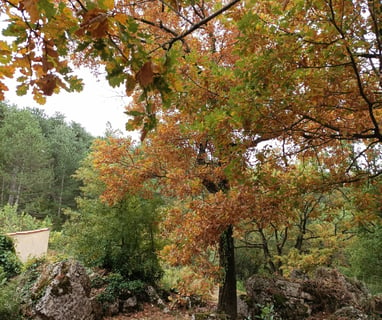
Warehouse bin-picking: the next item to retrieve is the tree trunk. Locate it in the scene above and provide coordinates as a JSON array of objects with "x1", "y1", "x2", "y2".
[
  {"x1": 57, "y1": 173, "x2": 65, "y2": 218},
  {"x1": 8, "y1": 167, "x2": 18, "y2": 206},
  {"x1": 217, "y1": 225, "x2": 237, "y2": 319},
  {"x1": 1, "y1": 175, "x2": 5, "y2": 206}
]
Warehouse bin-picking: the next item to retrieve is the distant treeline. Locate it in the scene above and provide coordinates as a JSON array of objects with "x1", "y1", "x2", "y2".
[{"x1": 0, "y1": 102, "x2": 94, "y2": 227}]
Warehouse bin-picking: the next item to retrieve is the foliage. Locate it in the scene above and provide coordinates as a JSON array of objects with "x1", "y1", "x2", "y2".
[
  {"x1": 0, "y1": 234, "x2": 21, "y2": 279},
  {"x1": 235, "y1": 245, "x2": 263, "y2": 281},
  {"x1": 18, "y1": 257, "x2": 48, "y2": 303},
  {"x1": 160, "y1": 265, "x2": 215, "y2": 300},
  {"x1": 0, "y1": 102, "x2": 93, "y2": 226},
  {"x1": 0, "y1": 271, "x2": 22, "y2": 320},
  {"x1": 64, "y1": 148, "x2": 163, "y2": 284},
  {"x1": 1, "y1": 0, "x2": 382, "y2": 317},
  {"x1": 255, "y1": 303, "x2": 276, "y2": 320},
  {"x1": 234, "y1": 157, "x2": 355, "y2": 276},
  {"x1": 0, "y1": 104, "x2": 53, "y2": 213},
  {"x1": 346, "y1": 223, "x2": 382, "y2": 294},
  {"x1": 0, "y1": 204, "x2": 51, "y2": 233},
  {"x1": 95, "y1": 272, "x2": 145, "y2": 303}
]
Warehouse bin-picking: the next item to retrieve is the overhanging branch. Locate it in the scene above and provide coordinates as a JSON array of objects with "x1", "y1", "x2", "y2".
[{"x1": 157, "y1": 0, "x2": 241, "y2": 51}]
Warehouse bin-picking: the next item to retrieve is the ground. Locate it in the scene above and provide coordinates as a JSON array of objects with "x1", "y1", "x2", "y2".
[
  {"x1": 105, "y1": 304, "x2": 193, "y2": 320},
  {"x1": 105, "y1": 291, "x2": 219, "y2": 320}
]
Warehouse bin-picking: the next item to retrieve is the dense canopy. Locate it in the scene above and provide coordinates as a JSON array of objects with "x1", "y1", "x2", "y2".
[{"x1": 1, "y1": 0, "x2": 381, "y2": 318}]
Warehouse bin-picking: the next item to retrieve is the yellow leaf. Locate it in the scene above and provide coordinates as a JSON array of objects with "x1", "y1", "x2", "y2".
[
  {"x1": 102, "y1": 0, "x2": 115, "y2": 10},
  {"x1": 32, "y1": 87, "x2": 47, "y2": 104},
  {"x1": 114, "y1": 13, "x2": 127, "y2": 24}
]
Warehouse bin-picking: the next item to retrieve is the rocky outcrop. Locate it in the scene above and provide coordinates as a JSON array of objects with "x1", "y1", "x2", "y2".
[
  {"x1": 244, "y1": 268, "x2": 378, "y2": 320},
  {"x1": 25, "y1": 260, "x2": 97, "y2": 320}
]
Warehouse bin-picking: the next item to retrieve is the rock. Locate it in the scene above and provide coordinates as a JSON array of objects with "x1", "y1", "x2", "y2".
[
  {"x1": 244, "y1": 268, "x2": 376, "y2": 320},
  {"x1": 145, "y1": 285, "x2": 166, "y2": 308},
  {"x1": 371, "y1": 295, "x2": 382, "y2": 316},
  {"x1": 245, "y1": 275, "x2": 309, "y2": 320},
  {"x1": 122, "y1": 296, "x2": 138, "y2": 312},
  {"x1": 237, "y1": 294, "x2": 249, "y2": 319},
  {"x1": 302, "y1": 268, "x2": 370, "y2": 314},
  {"x1": 331, "y1": 306, "x2": 368, "y2": 319},
  {"x1": 105, "y1": 300, "x2": 120, "y2": 316},
  {"x1": 28, "y1": 260, "x2": 95, "y2": 320}
]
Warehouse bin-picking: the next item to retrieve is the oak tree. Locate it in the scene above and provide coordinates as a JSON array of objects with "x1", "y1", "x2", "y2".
[{"x1": 1, "y1": 0, "x2": 382, "y2": 318}]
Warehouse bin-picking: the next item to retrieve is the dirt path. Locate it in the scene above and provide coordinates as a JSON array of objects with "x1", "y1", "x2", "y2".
[{"x1": 104, "y1": 304, "x2": 192, "y2": 320}]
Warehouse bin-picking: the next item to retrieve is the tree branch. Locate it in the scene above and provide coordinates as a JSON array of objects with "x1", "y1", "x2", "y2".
[{"x1": 162, "y1": 0, "x2": 241, "y2": 50}]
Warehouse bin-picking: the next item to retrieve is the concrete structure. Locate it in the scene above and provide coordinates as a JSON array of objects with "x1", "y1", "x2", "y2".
[{"x1": 7, "y1": 228, "x2": 50, "y2": 263}]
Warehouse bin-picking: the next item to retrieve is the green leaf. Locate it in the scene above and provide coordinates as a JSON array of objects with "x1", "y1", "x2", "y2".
[
  {"x1": 65, "y1": 76, "x2": 84, "y2": 92},
  {"x1": 37, "y1": 0, "x2": 56, "y2": 19},
  {"x1": 125, "y1": 110, "x2": 144, "y2": 117},
  {"x1": 16, "y1": 83, "x2": 28, "y2": 96}
]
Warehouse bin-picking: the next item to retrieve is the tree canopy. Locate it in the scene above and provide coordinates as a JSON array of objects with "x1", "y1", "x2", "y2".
[
  {"x1": 0, "y1": 102, "x2": 93, "y2": 224},
  {"x1": 1, "y1": 0, "x2": 381, "y2": 318}
]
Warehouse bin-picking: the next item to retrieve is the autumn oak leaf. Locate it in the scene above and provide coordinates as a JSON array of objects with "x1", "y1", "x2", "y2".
[
  {"x1": 77, "y1": 9, "x2": 109, "y2": 39},
  {"x1": 125, "y1": 74, "x2": 136, "y2": 96},
  {"x1": 37, "y1": 74, "x2": 57, "y2": 96},
  {"x1": 21, "y1": 0, "x2": 40, "y2": 23},
  {"x1": 136, "y1": 61, "x2": 155, "y2": 88}
]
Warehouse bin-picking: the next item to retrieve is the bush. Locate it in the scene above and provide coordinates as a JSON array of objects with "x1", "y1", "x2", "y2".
[
  {"x1": 0, "y1": 235, "x2": 21, "y2": 279},
  {"x1": 96, "y1": 272, "x2": 145, "y2": 303},
  {"x1": 64, "y1": 195, "x2": 164, "y2": 284},
  {"x1": 0, "y1": 267, "x2": 22, "y2": 319},
  {"x1": 235, "y1": 245, "x2": 263, "y2": 281},
  {"x1": 0, "y1": 204, "x2": 50, "y2": 234},
  {"x1": 346, "y1": 224, "x2": 382, "y2": 294}
]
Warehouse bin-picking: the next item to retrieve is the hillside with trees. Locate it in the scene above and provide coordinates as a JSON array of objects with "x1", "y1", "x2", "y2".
[
  {"x1": 0, "y1": 0, "x2": 382, "y2": 319},
  {"x1": 0, "y1": 102, "x2": 94, "y2": 225}
]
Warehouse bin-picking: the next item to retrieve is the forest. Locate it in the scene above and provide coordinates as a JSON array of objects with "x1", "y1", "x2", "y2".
[{"x1": 0, "y1": 0, "x2": 381, "y2": 319}]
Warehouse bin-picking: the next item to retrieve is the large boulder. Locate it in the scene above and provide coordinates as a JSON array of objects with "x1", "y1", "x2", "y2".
[
  {"x1": 25, "y1": 260, "x2": 97, "y2": 320},
  {"x1": 245, "y1": 275, "x2": 311, "y2": 319},
  {"x1": 244, "y1": 268, "x2": 375, "y2": 320}
]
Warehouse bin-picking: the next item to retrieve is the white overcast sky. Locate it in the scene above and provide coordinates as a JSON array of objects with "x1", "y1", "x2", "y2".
[{"x1": 3, "y1": 70, "x2": 131, "y2": 137}]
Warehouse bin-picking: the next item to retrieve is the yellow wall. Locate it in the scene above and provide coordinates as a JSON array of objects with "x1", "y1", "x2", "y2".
[{"x1": 7, "y1": 228, "x2": 50, "y2": 263}]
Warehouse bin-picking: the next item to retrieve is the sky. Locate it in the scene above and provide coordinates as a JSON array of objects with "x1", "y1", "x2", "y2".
[{"x1": 3, "y1": 69, "x2": 131, "y2": 137}]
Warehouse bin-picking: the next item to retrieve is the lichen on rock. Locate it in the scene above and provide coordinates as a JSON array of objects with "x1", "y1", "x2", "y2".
[{"x1": 24, "y1": 259, "x2": 96, "y2": 320}]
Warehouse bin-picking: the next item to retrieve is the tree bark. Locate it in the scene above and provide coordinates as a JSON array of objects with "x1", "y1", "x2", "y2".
[
  {"x1": 217, "y1": 224, "x2": 237, "y2": 319},
  {"x1": 57, "y1": 173, "x2": 65, "y2": 218},
  {"x1": 8, "y1": 167, "x2": 18, "y2": 206}
]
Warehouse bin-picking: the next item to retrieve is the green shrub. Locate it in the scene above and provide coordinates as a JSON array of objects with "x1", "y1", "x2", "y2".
[
  {"x1": 0, "y1": 268, "x2": 22, "y2": 319},
  {"x1": 0, "y1": 204, "x2": 50, "y2": 234},
  {"x1": 346, "y1": 224, "x2": 382, "y2": 294},
  {"x1": 235, "y1": 245, "x2": 263, "y2": 281},
  {"x1": 0, "y1": 235, "x2": 21, "y2": 279},
  {"x1": 96, "y1": 272, "x2": 145, "y2": 303},
  {"x1": 64, "y1": 195, "x2": 163, "y2": 284}
]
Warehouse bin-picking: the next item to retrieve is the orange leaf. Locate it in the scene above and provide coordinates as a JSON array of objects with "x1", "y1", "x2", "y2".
[{"x1": 21, "y1": 0, "x2": 39, "y2": 23}]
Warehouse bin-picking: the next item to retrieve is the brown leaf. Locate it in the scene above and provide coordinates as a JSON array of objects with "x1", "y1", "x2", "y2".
[
  {"x1": 136, "y1": 61, "x2": 154, "y2": 88},
  {"x1": 21, "y1": 0, "x2": 39, "y2": 23},
  {"x1": 37, "y1": 74, "x2": 57, "y2": 96},
  {"x1": 78, "y1": 9, "x2": 109, "y2": 38}
]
